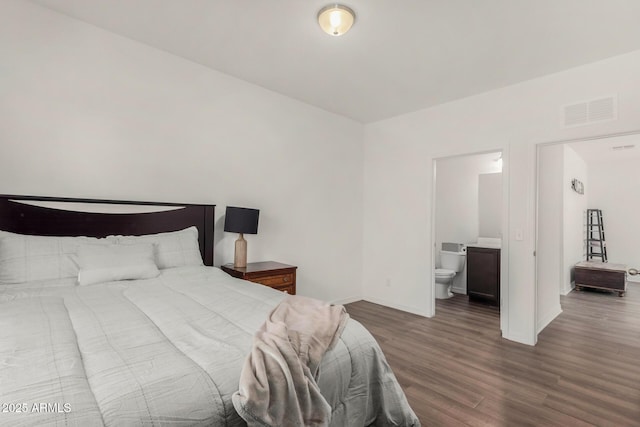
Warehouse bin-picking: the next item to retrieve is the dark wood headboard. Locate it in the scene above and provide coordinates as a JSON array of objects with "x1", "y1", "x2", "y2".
[{"x1": 0, "y1": 195, "x2": 215, "y2": 266}]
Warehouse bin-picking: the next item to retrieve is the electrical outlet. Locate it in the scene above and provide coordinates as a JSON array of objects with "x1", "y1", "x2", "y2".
[{"x1": 385, "y1": 278, "x2": 391, "y2": 287}]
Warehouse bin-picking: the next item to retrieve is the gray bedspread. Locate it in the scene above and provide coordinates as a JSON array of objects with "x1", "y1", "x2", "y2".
[{"x1": 0, "y1": 266, "x2": 419, "y2": 426}]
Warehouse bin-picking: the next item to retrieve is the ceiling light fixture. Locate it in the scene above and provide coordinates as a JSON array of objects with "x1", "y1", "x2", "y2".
[{"x1": 318, "y1": 4, "x2": 355, "y2": 36}]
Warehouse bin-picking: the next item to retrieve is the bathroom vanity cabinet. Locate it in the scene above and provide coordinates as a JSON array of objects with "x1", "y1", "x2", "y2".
[{"x1": 467, "y1": 246, "x2": 500, "y2": 306}]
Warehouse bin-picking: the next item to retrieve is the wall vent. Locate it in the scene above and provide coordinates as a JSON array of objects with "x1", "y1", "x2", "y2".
[
  {"x1": 611, "y1": 144, "x2": 635, "y2": 151},
  {"x1": 563, "y1": 95, "x2": 617, "y2": 128}
]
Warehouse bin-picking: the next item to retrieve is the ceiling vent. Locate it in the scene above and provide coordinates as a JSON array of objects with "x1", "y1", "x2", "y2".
[
  {"x1": 563, "y1": 95, "x2": 617, "y2": 127},
  {"x1": 611, "y1": 144, "x2": 635, "y2": 151}
]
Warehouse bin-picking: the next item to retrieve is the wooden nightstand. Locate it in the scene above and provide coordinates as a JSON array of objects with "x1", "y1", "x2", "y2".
[{"x1": 221, "y1": 261, "x2": 297, "y2": 295}]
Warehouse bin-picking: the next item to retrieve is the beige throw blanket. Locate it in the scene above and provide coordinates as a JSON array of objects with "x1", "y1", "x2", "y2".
[{"x1": 232, "y1": 295, "x2": 349, "y2": 427}]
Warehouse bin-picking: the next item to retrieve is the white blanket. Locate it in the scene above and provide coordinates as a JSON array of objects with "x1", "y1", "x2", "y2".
[
  {"x1": 0, "y1": 266, "x2": 419, "y2": 426},
  {"x1": 232, "y1": 295, "x2": 349, "y2": 426}
]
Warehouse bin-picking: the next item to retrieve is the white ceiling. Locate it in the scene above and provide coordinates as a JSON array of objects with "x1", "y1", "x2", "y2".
[{"x1": 30, "y1": 0, "x2": 640, "y2": 123}]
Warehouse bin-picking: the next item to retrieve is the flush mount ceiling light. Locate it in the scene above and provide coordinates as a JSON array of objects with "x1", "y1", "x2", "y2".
[{"x1": 318, "y1": 4, "x2": 356, "y2": 36}]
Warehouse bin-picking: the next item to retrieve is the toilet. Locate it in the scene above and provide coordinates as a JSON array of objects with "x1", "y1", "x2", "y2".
[{"x1": 435, "y1": 243, "x2": 467, "y2": 299}]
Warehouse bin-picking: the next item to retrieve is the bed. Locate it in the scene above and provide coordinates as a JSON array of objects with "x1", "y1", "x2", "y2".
[{"x1": 0, "y1": 195, "x2": 419, "y2": 426}]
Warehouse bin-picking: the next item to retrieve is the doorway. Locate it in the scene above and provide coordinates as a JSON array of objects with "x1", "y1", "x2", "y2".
[
  {"x1": 535, "y1": 130, "x2": 640, "y2": 334},
  {"x1": 432, "y1": 149, "x2": 507, "y2": 331}
]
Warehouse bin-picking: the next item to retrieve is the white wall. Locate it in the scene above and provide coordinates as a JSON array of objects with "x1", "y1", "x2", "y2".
[
  {"x1": 562, "y1": 145, "x2": 588, "y2": 294},
  {"x1": 536, "y1": 143, "x2": 587, "y2": 332},
  {"x1": 435, "y1": 152, "x2": 501, "y2": 294},
  {"x1": 478, "y1": 172, "x2": 503, "y2": 239},
  {"x1": 363, "y1": 49, "x2": 640, "y2": 344},
  {"x1": 4, "y1": 1, "x2": 640, "y2": 345},
  {"x1": 536, "y1": 144, "x2": 563, "y2": 332},
  {"x1": 589, "y1": 156, "x2": 640, "y2": 272},
  {"x1": 0, "y1": 0, "x2": 364, "y2": 304}
]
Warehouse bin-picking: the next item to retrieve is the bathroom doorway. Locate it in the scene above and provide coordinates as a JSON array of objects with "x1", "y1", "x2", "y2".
[{"x1": 432, "y1": 150, "x2": 505, "y2": 327}]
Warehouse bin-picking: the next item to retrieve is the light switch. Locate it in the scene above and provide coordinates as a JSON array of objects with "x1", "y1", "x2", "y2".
[{"x1": 515, "y1": 229, "x2": 524, "y2": 241}]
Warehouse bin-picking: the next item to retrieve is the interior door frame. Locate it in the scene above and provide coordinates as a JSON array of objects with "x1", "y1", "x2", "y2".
[
  {"x1": 533, "y1": 129, "x2": 640, "y2": 338},
  {"x1": 431, "y1": 147, "x2": 509, "y2": 334}
]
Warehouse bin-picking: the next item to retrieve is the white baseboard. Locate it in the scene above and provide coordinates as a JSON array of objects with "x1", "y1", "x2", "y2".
[
  {"x1": 363, "y1": 296, "x2": 432, "y2": 317},
  {"x1": 330, "y1": 295, "x2": 363, "y2": 306},
  {"x1": 451, "y1": 286, "x2": 466, "y2": 294},
  {"x1": 503, "y1": 330, "x2": 536, "y2": 346},
  {"x1": 537, "y1": 304, "x2": 563, "y2": 334},
  {"x1": 560, "y1": 282, "x2": 574, "y2": 296}
]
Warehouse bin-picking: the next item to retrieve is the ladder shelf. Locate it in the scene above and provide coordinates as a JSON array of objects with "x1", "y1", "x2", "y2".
[{"x1": 586, "y1": 209, "x2": 607, "y2": 262}]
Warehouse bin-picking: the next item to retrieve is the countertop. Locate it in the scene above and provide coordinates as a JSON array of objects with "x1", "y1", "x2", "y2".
[
  {"x1": 467, "y1": 243, "x2": 501, "y2": 249},
  {"x1": 467, "y1": 237, "x2": 501, "y2": 250}
]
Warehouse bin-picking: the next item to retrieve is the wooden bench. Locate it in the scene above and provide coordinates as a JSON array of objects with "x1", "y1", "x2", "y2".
[{"x1": 574, "y1": 261, "x2": 627, "y2": 297}]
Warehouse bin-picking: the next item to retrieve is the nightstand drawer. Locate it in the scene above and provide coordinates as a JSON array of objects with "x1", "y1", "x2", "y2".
[
  {"x1": 221, "y1": 262, "x2": 297, "y2": 295},
  {"x1": 272, "y1": 284, "x2": 295, "y2": 294},
  {"x1": 252, "y1": 273, "x2": 294, "y2": 287}
]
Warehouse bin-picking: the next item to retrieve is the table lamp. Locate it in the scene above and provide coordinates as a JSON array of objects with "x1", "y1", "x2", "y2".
[{"x1": 224, "y1": 206, "x2": 259, "y2": 268}]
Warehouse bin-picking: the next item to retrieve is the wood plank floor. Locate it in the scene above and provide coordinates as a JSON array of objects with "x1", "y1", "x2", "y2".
[{"x1": 346, "y1": 283, "x2": 640, "y2": 426}]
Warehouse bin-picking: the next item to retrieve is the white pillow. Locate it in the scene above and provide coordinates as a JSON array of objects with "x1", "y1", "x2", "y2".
[
  {"x1": 0, "y1": 231, "x2": 111, "y2": 284},
  {"x1": 76, "y1": 243, "x2": 160, "y2": 286},
  {"x1": 111, "y1": 226, "x2": 203, "y2": 269}
]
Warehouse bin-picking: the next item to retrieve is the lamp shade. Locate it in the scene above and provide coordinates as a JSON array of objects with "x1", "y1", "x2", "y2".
[{"x1": 224, "y1": 206, "x2": 259, "y2": 234}]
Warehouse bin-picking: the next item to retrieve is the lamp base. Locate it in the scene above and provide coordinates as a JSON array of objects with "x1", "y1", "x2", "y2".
[{"x1": 234, "y1": 233, "x2": 247, "y2": 268}]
